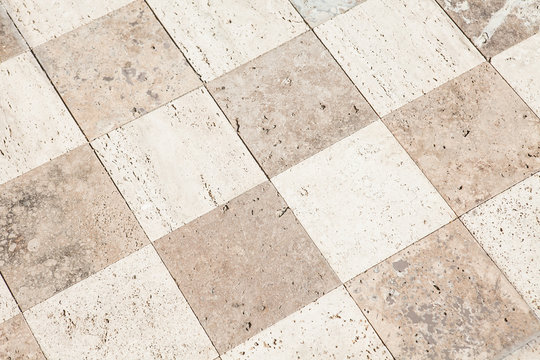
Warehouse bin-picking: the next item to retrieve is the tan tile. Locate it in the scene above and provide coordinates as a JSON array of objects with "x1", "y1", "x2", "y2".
[
  {"x1": 0, "y1": 274, "x2": 18, "y2": 323},
  {"x1": 154, "y1": 181, "x2": 339, "y2": 353},
  {"x1": 347, "y1": 220, "x2": 540, "y2": 360},
  {"x1": 0, "y1": 5, "x2": 26, "y2": 63},
  {"x1": 35, "y1": 0, "x2": 201, "y2": 139},
  {"x1": 0, "y1": 314, "x2": 45, "y2": 360},
  {"x1": 503, "y1": 337, "x2": 540, "y2": 360},
  {"x1": 0, "y1": 145, "x2": 147, "y2": 310},
  {"x1": 209, "y1": 31, "x2": 377, "y2": 177},
  {"x1": 383, "y1": 63, "x2": 540, "y2": 215},
  {"x1": 435, "y1": 0, "x2": 540, "y2": 58}
]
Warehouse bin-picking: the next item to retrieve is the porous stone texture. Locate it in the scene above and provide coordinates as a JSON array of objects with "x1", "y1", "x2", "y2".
[
  {"x1": 209, "y1": 31, "x2": 377, "y2": 177},
  {"x1": 24, "y1": 246, "x2": 218, "y2": 360},
  {"x1": 35, "y1": 0, "x2": 201, "y2": 139},
  {"x1": 0, "y1": 314, "x2": 45, "y2": 360},
  {"x1": 0, "y1": 274, "x2": 18, "y2": 323},
  {"x1": 0, "y1": 5, "x2": 26, "y2": 62},
  {"x1": 503, "y1": 337, "x2": 540, "y2": 360},
  {"x1": 383, "y1": 63, "x2": 540, "y2": 215},
  {"x1": 154, "y1": 181, "x2": 339, "y2": 353},
  {"x1": 289, "y1": 0, "x2": 364, "y2": 27},
  {"x1": 0, "y1": 145, "x2": 147, "y2": 310},
  {"x1": 347, "y1": 220, "x2": 540, "y2": 360}
]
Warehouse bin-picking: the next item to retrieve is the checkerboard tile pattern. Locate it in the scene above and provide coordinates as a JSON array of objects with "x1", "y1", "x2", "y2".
[{"x1": 1, "y1": 0, "x2": 539, "y2": 358}]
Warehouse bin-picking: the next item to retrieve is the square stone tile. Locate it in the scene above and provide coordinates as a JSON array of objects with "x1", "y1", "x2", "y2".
[
  {"x1": 0, "y1": 5, "x2": 26, "y2": 63},
  {"x1": 289, "y1": 0, "x2": 364, "y2": 27},
  {"x1": 504, "y1": 337, "x2": 540, "y2": 360},
  {"x1": 145, "y1": 0, "x2": 308, "y2": 81},
  {"x1": 0, "y1": 314, "x2": 45, "y2": 360},
  {"x1": 315, "y1": 0, "x2": 483, "y2": 116},
  {"x1": 435, "y1": 0, "x2": 540, "y2": 58},
  {"x1": 0, "y1": 274, "x2": 18, "y2": 323},
  {"x1": 154, "y1": 181, "x2": 339, "y2": 353},
  {"x1": 492, "y1": 32, "x2": 540, "y2": 118},
  {"x1": 272, "y1": 121, "x2": 454, "y2": 282},
  {"x1": 92, "y1": 87, "x2": 266, "y2": 241},
  {"x1": 461, "y1": 173, "x2": 540, "y2": 318},
  {"x1": 346, "y1": 220, "x2": 540, "y2": 360},
  {"x1": 2, "y1": 0, "x2": 133, "y2": 47},
  {"x1": 383, "y1": 63, "x2": 540, "y2": 215},
  {"x1": 35, "y1": 0, "x2": 201, "y2": 140},
  {"x1": 0, "y1": 52, "x2": 85, "y2": 186},
  {"x1": 208, "y1": 31, "x2": 377, "y2": 177},
  {"x1": 221, "y1": 286, "x2": 392, "y2": 359},
  {"x1": 0, "y1": 145, "x2": 147, "y2": 310},
  {"x1": 24, "y1": 245, "x2": 218, "y2": 360}
]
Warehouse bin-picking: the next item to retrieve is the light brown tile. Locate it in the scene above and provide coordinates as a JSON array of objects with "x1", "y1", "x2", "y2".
[
  {"x1": 347, "y1": 220, "x2": 540, "y2": 360},
  {"x1": 154, "y1": 181, "x2": 339, "y2": 353},
  {"x1": 0, "y1": 314, "x2": 45, "y2": 360},
  {"x1": 383, "y1": 63, "x2": 540, "y2": 215},
  {"x1": 35, "y1": 0, "x2": 201, "y2": 140},
  {"x1": 0, "y1": 5, "x2": 26, "y2": 63},
  {"x1": 0, "y1": 145, "x2": 147, "y2": 310},
  {"x1": 208, "y1": 31, "x2": 377, "y2": 177},
  {"x1": 435, "y1": 0, "x2": 540, "y2": 58}
]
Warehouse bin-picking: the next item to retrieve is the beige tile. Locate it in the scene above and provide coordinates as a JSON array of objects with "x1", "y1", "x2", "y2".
[
  {"x1": 92, "y1": 87, "x2": 266, "y2": 241},
  {"x1": 436, "y1": 0, "x2": 540, "y2": 58},
  {"x1": 25, "y1": 245, "x2": 218, "y2": 360},
  {"x1": 0, "y1": 5, "x2": 26, "y2": 63},
  {"x1": 222, "y1": 286, "x2": 392, "y2": 360},
  {"x1": 154, "y1": 181, "x2": 339, "y2": 353},
  {"x1": 461, "y1": 173, "x2": 540, "y2": 317},
  {"x1": 503, "y1": 337, "x2": 540, "y2": 360},
  {"x1": 492, "y1": 32, "x2": 540, "y2": 118},
  {"x1": 35, "y1": 0, "x2": 201, "y2": 140},
  {"x1": 0, "y1": 51, "x2": 86, "y2": 186},
  {"x1": 0, "y1": 145, "x2": 147, "y2": 310},
  {"x1": 146, "y1": 0, "x2": 308, "y2": 81},
  {"x1": 0, "y1": 274, "x2": 18, "y2": 323},
  {"x1": 2, "y1": 0, "x2": 133, "y2": 47},
  {"x1": 347, "y1": 220, "x2": 540, "y2": 360},
  {"x1": 0, "y1": 314, "x2": 45, "y2": 360},
  {"x1": 209, "y1": 31, "x2": 377, "y2": 177},
  {"x1": 272, "y1": 121, "x2": 454, "y2": 282},
  {"x1": 289, "y1": 0, "x2": 364, "y2": 27},
  {"x1": 383, "y1": 63, "x2": 540, "y2": 215},
  {"x1": 315, "y1": 0, "x2": 483, "y2": 116}
]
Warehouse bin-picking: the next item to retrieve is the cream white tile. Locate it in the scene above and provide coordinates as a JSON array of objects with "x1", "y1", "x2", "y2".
[
  {"x1": 146, "y1": 0, "x2": 308, "y2": 81},
  {"x1": 0, "y1": 274, "x2": 18, "y2": 323},
  {"x1": 461, "y1": 173, "x2": 540, "y2": 318},
  {"x1": 92, "y1": 87, "x2": 266, "y2": 241},
  {"x1": 315, "y1": 0, "x2": 483, "y2": 116},
  {"x1": 24, "y1": 245, "x2": 218, "y2": 360},
  {"x1": 2, "y1": 0, "x2": 134, "y2": 47},
  {"x1": 222, "y1": 286, "x2": 392, "y2": 360},
  {"x1": 492, "y1": 32, "x2": 540, "y2": 118},
  {"x1": 0, "y1": 51, "x2": 85, "y2": 185},
  {"x1": 272, "y1": 121, "x2": 454, "y2": 282}
]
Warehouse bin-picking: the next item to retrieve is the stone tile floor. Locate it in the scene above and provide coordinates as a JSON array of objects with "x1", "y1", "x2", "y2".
[{"x1": 0, "y1": 0, "x2": 539, "y2": 359}]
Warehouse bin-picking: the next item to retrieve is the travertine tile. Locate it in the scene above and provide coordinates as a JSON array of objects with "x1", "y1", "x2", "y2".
[
  {"x1": 492, "y1": 32, "x2": 540, "y2": 118},
  {"x1": 2, "y1": 0, "x2": 134, "y2": 47},
  {"x1": 347, "y1": 220, "x2": 540, "y2": 360},
  {"x1": 289, "y1": 0, "x2": 364, "y2": 27},
  {"x1": 209, "y1": 31, "x2": 377, "y2": 177},
  {"x1": 92, "y1": 87, "x2": 266, "y2": 241},
  {"x1": 0, "y1": 52, "x2": 85, "y2": 186},
  {"x1": 25, "y1": 245, "x2": 218, "y2": 360},
  {"x1": 383, "y1": 63, "x2": 540, "y2": 215},
  {"x1": 504, "y1": 337, "x2": 540, "y2": 360},
  {"x1": 0, "y1": 274, "x2": 18, "y2": 323},
  {"x1": 461, "y1": 173, "x2": 540, "y2": 317},
  {"x1": 0, "y1": 145, "x2": 147, "y2": 310},
  {"x1": 0, "y1": 5, "x2": 26, "y2": 62},
  {"x1": 436, "y1": 0, "x2": 540, "y2": 58},
  {"x1": 315, "y1": 0, "x2": 483, "y2": 116},
  {"x1": 221, "y1": 286, "x2": 392, "y2": 360},
  {"x1": 0, "y1": 314, "x2": 45, "y2": 360},
  {"x1": 154, "y1": 181, "x2": 339, "y2": 353},
  {"x1": 272, "y1": 121, "x2": 454, "y2": 282},
  {"x1": 145, "y1": 0, "x2": 308, "y2": 81},
  {"x1": 35, "y1": 0, "x2": 201, "y2": 140}
]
